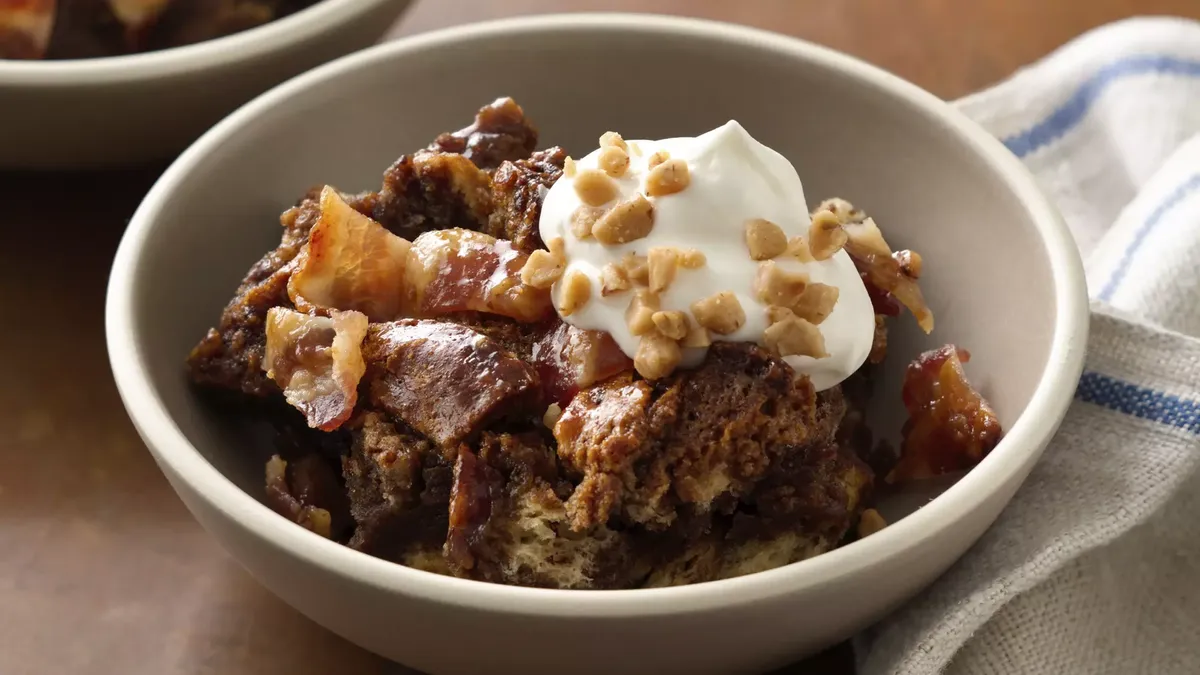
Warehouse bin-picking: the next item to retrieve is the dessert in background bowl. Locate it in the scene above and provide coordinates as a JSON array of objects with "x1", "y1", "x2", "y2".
[
  {"x1": 106, "y1": 13, "x2": 1087, "y2": 675},
  {"x1": 0, "y1": 0, "x2": 321, "y2": 59},
  {"x1": 0, "y1": 0, "x2": 411, "y2": 168}
]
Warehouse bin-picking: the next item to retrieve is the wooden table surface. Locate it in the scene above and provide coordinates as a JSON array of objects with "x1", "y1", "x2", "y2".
[{"x1": 4, "y1": 2, "x2": 1197, "y2": 674}]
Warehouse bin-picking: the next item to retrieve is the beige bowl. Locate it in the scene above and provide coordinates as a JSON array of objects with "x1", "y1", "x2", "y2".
[
  {"x1": 106, "y1": 14, "x2": 1088, "y2": 675},
  {"x1": 0, "y1": 0, "x2": 412, "y2": 168}
]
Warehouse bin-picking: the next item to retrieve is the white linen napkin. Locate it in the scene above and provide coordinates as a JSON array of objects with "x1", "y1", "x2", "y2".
[{"x1": 858, "y1": 16, "x2": 1200, "y2": 675}]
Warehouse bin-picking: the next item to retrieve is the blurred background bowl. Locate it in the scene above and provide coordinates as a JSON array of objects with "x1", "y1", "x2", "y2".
[
  {"x1": 107, "y1": 13, "x2": 1087, "y2": 675},
  {"x1": 0, "y1": 0, "x2": 412, "y2": 169}
]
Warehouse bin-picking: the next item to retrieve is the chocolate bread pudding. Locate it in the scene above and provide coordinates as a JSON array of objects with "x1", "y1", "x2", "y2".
[
  {"x1": 0, "y1": 0, "x2": 319, "y2": 59},
  {"x1": 185, "y1": 98, "x2": 1003, "y2": 589}
]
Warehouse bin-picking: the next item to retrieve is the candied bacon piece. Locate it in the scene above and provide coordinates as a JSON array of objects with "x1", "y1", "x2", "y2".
[
  {"x1": 429, "y1": 97, "x2": 539, "y2": 169},
  {"x1": 288, "y1": 186, "x2": 412, "y2": 321},
  {"x1": 887, "y1": 345, "x2": 1003, "y2": 483},
  {"x1": 529, "y1": 320, "x2": 633, "y2": 405},
  {"x1": 446, "y1": 446, "x2": 505, "y2": 570},
  {"x1": 263, "y1": 307, "x2": 368, "y2": 431},
  {"x1": 0, "y1": 0, "x2": 56, "y2": 59},
  {"x1": 405, "y1": 228, "x2": 553, "y2": 323},
  {"x1": 841, "y1": 216, "x2": 934, "y2": 333},
  {"x1": 363, "y1": 320, "x2": 540, "y2": 447}
]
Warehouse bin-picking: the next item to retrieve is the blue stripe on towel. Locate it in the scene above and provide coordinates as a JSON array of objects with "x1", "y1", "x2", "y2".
[
  {"x1": 1003, "y1": 55, "x2": 1200, "y2": 158},
  {"x1": 1098, "y1": 173, "x2": 1200, "y2": 302},
  {"x1": 1076, "y1": 371, "x2": 1200, "y2": 434}
]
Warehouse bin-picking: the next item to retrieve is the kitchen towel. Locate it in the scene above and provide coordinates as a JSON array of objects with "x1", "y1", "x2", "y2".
[{"x1": 859, "y1": 16, "x2": 1200, "y2": 675}]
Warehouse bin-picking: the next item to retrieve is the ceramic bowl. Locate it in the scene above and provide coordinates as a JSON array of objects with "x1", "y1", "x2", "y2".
[
  {"x1": 106, "y1": 13, "x2": 1088, "y2": 675},
  {"x1": 0, "y1": 0, "x2": 412, "y2": 168}
]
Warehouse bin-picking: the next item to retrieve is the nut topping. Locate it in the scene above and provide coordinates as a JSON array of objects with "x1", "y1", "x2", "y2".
[
  {"x1": 625, "y1": 289, "x2": 660, "y2": 336},
  {"x1": 690, "y1": 291, "x2": 746, "y2": 335},
  {"x1": 645, "y1": 158, "x2": 691, "y2": 197},
  {"x1": 599, "y1": 131, "x2": 628, "y2": 151},
  {"x1": 570, "y1": 205, "x2": 604, "y2": 239},
  {"x1": 679, "y1": 248, "x2": 707, "y2": 269},
  {"x1": 647, "y1": 247, "x2": 679, "y2": 293},
  {"x1": 786, "y1": 235, "x2": 815, "y2": 262},
  {"x1": 754, "y1": 260, "x2": 809, "y2": 307},
  {"x1": 635, "y1": 332, "x2": 682, "y2": 380},
  {"x1": 622, "y1": 252, "x2": 650, "y2": 286},
  {"x1": 744, "y1": 218, "x2": 788, "y2": 260},
  {"x1": 519, "y1": 250, "x2": 564, "y2": 289},
  {"x1": 763, "y1": 316, "x2": 828, "y2": 359},
  {"x1": 598, "y1": 145, "x2": 630, "y2": 178},
  {"x1": 600, "y1": 262, "x2": 632, "y2": 296},
  {"x1": 647, "y1": 150, "x2": 670, "y2": 170},
  {"x1": 651, "y1": 310, "x2": 689, "y2": 340},
  {"x1": 558, "y1": 270, "x2": 592, "y2": 316},
  {"x1": 792, "y1": 282, "x2": 839, "y2": 325},
  {"x1": 808, "y1": 209, "x2": 848, "y2": 260},
  {"x1": 592, "y1": 194, "x2": 655, "y2": 245},
  {"x1": 573, "y1": 168, "x2": 619, "y2": 207}
]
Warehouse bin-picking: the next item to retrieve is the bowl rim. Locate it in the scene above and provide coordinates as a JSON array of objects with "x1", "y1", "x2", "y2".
[
  {"x1": 0, "y1": 0, "x2": 397, "y2": 86},
  {"x1": 106, "y1": 12, "x2": 1089, "y2": 618}
]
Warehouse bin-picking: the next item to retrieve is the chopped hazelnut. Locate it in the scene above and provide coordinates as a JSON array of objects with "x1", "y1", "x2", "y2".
[
  {"x1": 647, "y1": 150, "x2": 670, "y2": 170},
  {"x1": 546, "y1": 237, "x2": 566, "y2": 258},
  {"x1": 857, "y1": 508, "x2": 887, "y2": 538},
  {"x1": 651, "y1": 310, "x2": 689, "y2": 340},
  {"x1": 600, "y1": 262, "x2": 631, "y2": 296},
  {"x1": 563, "y1": 157, "x2": 577, "y2": 178},
  {"x1": 647, "y1": 247, "x2": 679, "y2": 293},
  {"x1": 681, "y1": 323, "x2": 712, "y2": 348},
  {"x1": 744, "y1": 218, "x2": 788, "y2": 260},
  {"x1": 598, "y1": 146, "x2": 630, "y2": 178},
  {"x1": 679, "y1": 248, "x2": 707, "y2": 269},
  {"x1": 895, "y1": 249, "x2": 923, "y2": 278},
  {"x1": 558, "y1": 270, "x2": 592, "y2": 316},
  {"x1": 574, "y1": 168, "x2": 619, "y2": 207},
  {"x1": 792, "y1": 282, "x2": 839, "y2": 325},
  {"x1": 809, "y1": 210, "x2": 849, "y2": 260},
  {"x1": 622, "y1": 252, "x2": 650, "y2": 286},
  {"x1": 763, "y1": 316, "x2": 828, "y2": 359},
  {"x1": 754, "y1": 260, "x2": 809, "y2": 307},
  {"x1": 645, "y1": 158, "x2": 691, "y2": 197},
  {"x1": 690, "y1": 291, "x2": 746, "y2": 335},
  {"x1": 787, "y1": 235, "x2": 815, "y2": 262},
  {"x1": 625, "y1": 290, "x2": 660, "y2": 336},
  {"x1": 592, "y1": 193, "x2": 655, "y2": 244},
  {"x1": 635, "y1": 332, "x2": 682, "y2": 380},
  {"x1": 766, "y1": 305, "x2": 796, "y2": 325},
  {"x1": 570, "y1": 205, "x2": 604, "y2": 239},
  {"x1": 816, "y1": 197, "x2": 864, "y2": 224},
  {"x1": 599, "y1": 131, "x2": 628, "y2": 151},
  {"x1": 542, "y1": 403, "x2": 563, "y2": 429},
  {"x1": 519, "y1": 250, "x2": 564, "y2": 289}
]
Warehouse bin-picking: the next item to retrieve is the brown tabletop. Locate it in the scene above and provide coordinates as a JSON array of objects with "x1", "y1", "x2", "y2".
[{"x1": 4, "y1": 1, "x2": 1197, "y2": 674}]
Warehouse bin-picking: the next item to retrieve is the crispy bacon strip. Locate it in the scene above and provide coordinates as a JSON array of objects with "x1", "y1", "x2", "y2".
[
  {"x1": 887, "y1": 345, "x2": 1003, "y2": 483},
  {"x1": 363, "y1": 320, "x2": 540, "y2": 447},
  {"x1": 288, "y1": 186, "x2": 412, "y2": 322},
  {"x1": 263, "y1": 307, "x2": 368, "y2": 431},
  {"x1": 0, "y1": 0, "x2": 56, "y2": 59},
  {"x1": 529, "y1": 321, "x2": 633, "y2": 405},
  {"x1": 818, "y1": 198, "x2": 934, "y2": 333},
  {"x1": 406, "y1": 228, "x2": 553, "y2": 323}
]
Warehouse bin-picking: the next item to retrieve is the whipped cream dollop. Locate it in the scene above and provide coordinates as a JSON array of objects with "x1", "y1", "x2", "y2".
[{"x1": 537, "y1": 121, "x2": 874, "y2": 391}]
